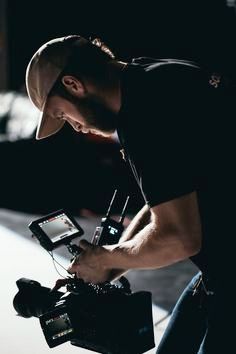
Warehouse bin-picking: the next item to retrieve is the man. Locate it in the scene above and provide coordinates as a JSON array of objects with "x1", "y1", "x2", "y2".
[{"x1": 26, "y1": 35, "x2": 235, "y2": 353}]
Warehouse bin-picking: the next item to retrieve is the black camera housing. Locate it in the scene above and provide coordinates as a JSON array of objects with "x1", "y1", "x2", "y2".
[
  {"x1": 14, "y1": 277, "x2": 155, "y2": 354},
  {"x1": 14, "y1": 192, "x2": 155, "y2": 353}
]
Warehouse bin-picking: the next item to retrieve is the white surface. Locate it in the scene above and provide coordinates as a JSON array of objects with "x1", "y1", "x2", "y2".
[{"x1": 0, "y1": 225, "x2": 169, "y2": 354}]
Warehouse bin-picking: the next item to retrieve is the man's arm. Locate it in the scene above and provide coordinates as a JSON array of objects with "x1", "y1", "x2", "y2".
[
  {"x1": 103, "y1": 204, "x2": 151, "y2": 280},
  {"x1": 68, "y1": 192, "x2": 202, "y2": 283},
  {"x1": 106, "y1": 192, "x2": 201, "y2": 270},
  {"x1": 104, "y1": 193, "x2": 201, "y2": 269},
  {"x1": 119, "y1": 204, "x2": 151, "y2": 243}
]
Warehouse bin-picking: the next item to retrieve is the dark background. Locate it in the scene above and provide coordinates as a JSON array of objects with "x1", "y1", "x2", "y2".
[
  {"x1": 7, "y1": 0, "x2": 236, "y2": 90},
  {"x1": 2, "y1": 0, "x2": 236, "y2": 215}
]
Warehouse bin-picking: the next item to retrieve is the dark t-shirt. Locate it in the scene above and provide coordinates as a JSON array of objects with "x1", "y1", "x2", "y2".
[{"x1": 117, "y1": 58, "x2": 236, "y2": 281}]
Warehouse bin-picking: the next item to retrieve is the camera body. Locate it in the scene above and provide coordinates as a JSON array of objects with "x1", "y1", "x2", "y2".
[
  {"x1": 14, "y1": 277, "x2": 155, "y2": 354},
  {"x1": 13, "y1": 192, "x2": 155, "y2": 353},
  {"x1": 42, "y1": 281, "x2": 154, "y2": 353}
]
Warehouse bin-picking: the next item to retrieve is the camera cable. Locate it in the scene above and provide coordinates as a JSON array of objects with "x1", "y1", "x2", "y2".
[{"x1": 48, "y1": 250, "x2": 72, "y2": 279}]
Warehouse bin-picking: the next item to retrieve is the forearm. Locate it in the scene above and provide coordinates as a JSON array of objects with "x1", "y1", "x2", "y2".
[
  {"x1": 119, "y1": 204, "x2": 151, "y2": 243},
  {"x1": 69, "y1": 193, "x2": 201, "y2": 284},
  {"x1": 107, "y1": 204, "x2": 151, "y2": 280},
  {"x1": 105, "y1": 220, "x2": 195, "y2": 271}
]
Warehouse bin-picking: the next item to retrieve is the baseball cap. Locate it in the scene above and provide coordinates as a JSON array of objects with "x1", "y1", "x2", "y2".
[{"x1": 25, "y1": 35, "x2": 89, "y2": 139}]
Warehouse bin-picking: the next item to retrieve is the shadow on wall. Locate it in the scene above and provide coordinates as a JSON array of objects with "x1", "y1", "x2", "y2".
[{"x1": 0, "y1": 91, "x2": 143, "y2": 216}]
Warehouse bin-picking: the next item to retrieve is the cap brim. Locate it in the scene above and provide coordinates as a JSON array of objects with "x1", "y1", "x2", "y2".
[{"x1": 36, "y1": 111, "x2": 65, "y2": 140}]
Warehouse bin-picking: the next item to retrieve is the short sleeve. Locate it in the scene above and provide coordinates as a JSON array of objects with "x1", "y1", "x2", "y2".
[{"x1": 119, "y1": 64, "x2": 202, "y2": 207}]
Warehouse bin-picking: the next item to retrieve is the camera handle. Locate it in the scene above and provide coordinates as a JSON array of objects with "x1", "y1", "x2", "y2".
[
  {"x1": 118, "y1": 276, "x2": 131, "y2": 293},
  {"x1": 65, "y1": 241, "x2": 131, "y2": 293},
  {"x1": 66, "y1": 243, "x2": 82, "y2": 258},
  {"x1": 64, "y1": 191, "x2": 131, "y2": 291}
]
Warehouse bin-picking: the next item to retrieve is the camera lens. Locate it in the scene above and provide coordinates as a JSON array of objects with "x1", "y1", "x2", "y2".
[{"x1": 13, "y1": 278, "x2": 63, "y2": 318}]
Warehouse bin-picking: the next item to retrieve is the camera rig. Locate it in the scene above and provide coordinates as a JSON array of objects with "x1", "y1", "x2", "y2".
[{"x1": 13, "y1": 191, "x2": 155, "y2": 354}]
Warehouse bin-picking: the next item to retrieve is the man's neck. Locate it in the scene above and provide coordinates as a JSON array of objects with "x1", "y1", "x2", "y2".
[{"x1": 104, "y1": 60, "x2": 127, "y2": 113}]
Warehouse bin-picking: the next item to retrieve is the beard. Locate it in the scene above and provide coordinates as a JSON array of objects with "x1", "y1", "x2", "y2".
[{"x1": 69, "y1": 92, "x2": 118, "y2": 135}]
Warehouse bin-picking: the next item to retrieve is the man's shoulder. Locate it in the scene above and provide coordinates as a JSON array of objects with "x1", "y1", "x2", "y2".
[
  {"x1": 129, "y1": 57, "x2": 204, "y2": 90},
  {"x1": 131, "y1": 57, "x2": 201, "y2": 71}
]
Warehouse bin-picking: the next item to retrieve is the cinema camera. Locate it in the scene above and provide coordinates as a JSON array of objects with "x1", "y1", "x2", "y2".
[{"x1": 13, "y1": 191, "x2": 155, "y2": 354}]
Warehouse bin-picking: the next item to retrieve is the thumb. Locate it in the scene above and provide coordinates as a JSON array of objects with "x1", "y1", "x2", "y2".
[{"x1": 79, "y1": 239, "x2": 93, "y2": 251}]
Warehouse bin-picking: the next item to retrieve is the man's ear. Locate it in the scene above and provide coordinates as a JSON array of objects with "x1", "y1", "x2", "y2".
[{"x1": 61, "y1": 76, "x2": 85, "y2": 97}]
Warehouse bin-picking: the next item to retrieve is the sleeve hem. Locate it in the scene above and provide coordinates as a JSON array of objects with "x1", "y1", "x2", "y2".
[{"x1": 145, "y1": 188, "x2": 196, "y2": 208}]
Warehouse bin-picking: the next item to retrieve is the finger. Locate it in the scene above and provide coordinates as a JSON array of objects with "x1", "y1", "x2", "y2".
[
  {"x1": 50, "y1": 278, "x2": 69, "y2": 292},
  {"x1": 69, "y1": 252, "x2": 82, "y2": 267},
  {"x1": 67, "y1": 263, "x2": 76, "y2": 274}
]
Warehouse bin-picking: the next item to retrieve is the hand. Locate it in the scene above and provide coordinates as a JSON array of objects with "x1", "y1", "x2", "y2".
[{"x1": 67, "y1": 239, "x2": 111, "y2": 284}]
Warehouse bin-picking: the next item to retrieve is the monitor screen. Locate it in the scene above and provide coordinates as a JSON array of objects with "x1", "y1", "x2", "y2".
[{"x1": 39, "y1": 212, "x2": 78, "y2": 243}]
